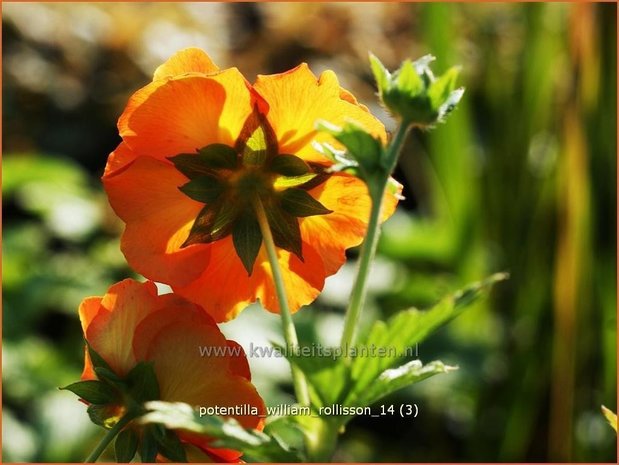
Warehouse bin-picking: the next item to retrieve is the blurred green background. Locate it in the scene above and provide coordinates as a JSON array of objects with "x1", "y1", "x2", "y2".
[{"x1": 2, "y1": 2, "x2": 616, "y2": 462}]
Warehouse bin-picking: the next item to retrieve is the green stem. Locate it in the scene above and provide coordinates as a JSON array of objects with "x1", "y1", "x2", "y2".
[
  {"x1": 253, "y1": 198, "x2": 311, "y2": 406},
  {"x1": 340, "y1": 122, "x2": 412, "y2": 355},
  {"x1": 84, "y1": 413, "x2": 133, "y2": 463}
]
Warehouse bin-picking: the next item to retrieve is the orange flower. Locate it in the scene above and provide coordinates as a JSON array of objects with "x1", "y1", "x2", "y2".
[
  {"x1": 103, "y1": 48, "x2": 400, "y2": 322},
  {"x1": 79, "y1": 279, "x2": 265, "y2": 462}
]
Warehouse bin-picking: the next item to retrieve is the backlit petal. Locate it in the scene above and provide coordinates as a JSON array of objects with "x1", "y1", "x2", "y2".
[
  {"x1": 153, "y1": 47, "x2": 220, "y2": 81},
  {"x1": 103, "y1": 156, "x2": 209, "y2": 286},
  {"x1": 253, "y1": 65, "x2": 386, "y2": 163},
  {"x1": 84, "y1": 280, "x2": 160, "y2": 377},
  {"x1": 141, "y1": 319, "x2": 265, "y2": 429},
  {"x1": 119, "y1": 69, "x2": 261, "y2": 161},
  {"x1": 174, "y1": 236, "x2": 325, "y2": 321},
  {"x1": 301, "y1": 173, "x2": 401, "y2": 275}
]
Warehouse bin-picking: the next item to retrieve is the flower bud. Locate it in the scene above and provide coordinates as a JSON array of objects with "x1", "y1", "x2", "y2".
[{"x1": 370, "y1": 53, "x2": 464, "y2": 127}]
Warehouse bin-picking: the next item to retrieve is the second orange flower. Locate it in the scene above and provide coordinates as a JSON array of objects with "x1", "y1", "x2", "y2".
[{"x1": 103, "y1": 48, "x2": 400, "y2": 322}]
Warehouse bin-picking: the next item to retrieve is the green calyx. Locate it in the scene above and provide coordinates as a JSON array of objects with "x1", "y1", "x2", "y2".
[
  {"x1": 370, "y1": 53, "x2": 464, "y2": 127},
  {"x1": 62, "y1": 344, "x2": 187, "y2": 463},
  {"x1": 169, "y1": 107, "x2": 332, "y2": 276}
]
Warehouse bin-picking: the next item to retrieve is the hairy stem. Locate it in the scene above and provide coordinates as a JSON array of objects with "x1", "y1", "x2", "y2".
[
  {"x1": 340, "y1": 122, "x2": 412, "y2": 356},
  {"x1": 253, "y1": 198, "x2": 311, "y2": 406}
]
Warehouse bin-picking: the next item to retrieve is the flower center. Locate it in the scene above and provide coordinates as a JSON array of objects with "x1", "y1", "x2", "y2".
[{"x1": 168, "y1": 107, "x2": 333, "y2": 275}]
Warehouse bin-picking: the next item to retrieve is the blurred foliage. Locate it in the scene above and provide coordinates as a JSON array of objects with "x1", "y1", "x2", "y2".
[{"x1": 2, "y1": 2, "x2": 616, "y2": 463}]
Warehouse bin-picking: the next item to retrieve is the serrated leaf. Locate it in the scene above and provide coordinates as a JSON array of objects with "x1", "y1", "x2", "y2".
[
  {"x1": 60, "y1": 380, "x2": 117, "y2": 405},
  {"x1": 178, "y1": 175, "x2": 224, "y2": 204},
  {"x1": 282, "y1": 353, "x2": 349, "y2": 409},
  {"x1": 265, "y1": 206, "x2": 303, "y2": 260},
  {"x1": 142, "y1": 401, "x2": 303, "y2": 462},
  {"x1": 351, "y1": 273, "x2": 508, "y2": 393},
  {"x1": 182, "y1": 202, "x2": 238, "y2": 247},
  {"x1": 264, "y1": 417, "x2": 307, "y2": 454},
  {"x1": 348, "y1": 360, "x2": 454, "y2": 408},
  {"x1": 115, "y1": 428, "x2": 139, "y2": 463},
  {"x1": 126, "y1": 362, "x2": 160, "y2": 403},
  {"x1": 270, "y1": 154, "x2": 310, "y2": 176},
  {"x1": 232, "y1": 212, "x2": 262, "y2": 275},
  {"x1": 317, "y1": 121, "x2": 384, "y2": 173},
  {"x1": 280, "y1": 188, "x2": 332, "y2": 218},
  {"x1": 197, "y1": 143, "x2": 239, "y2": 170},
  {"x1": 369, "y1": 52, "x2": 391, "y2": 94}
]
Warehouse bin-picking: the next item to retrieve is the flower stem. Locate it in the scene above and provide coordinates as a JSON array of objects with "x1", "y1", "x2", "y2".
[
  {"x1": 253, "y1": 198, "x2": 311, "y2": 406},
  {"x1": 84, "y1": 413, "x2": 133, "y2": 463},
  {"x1": 340, "y1": 121, "x2": 412, "y2": 356}
]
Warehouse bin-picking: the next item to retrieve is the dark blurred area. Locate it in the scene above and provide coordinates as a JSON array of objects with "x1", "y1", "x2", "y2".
[{"x1": 2, "y1": 3, "x2": 616, "y2": 462}]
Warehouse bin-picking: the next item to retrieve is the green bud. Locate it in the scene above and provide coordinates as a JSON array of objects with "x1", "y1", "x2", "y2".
[{"x1": 369, "y1": 53, "x2": 464, "y2": 127}]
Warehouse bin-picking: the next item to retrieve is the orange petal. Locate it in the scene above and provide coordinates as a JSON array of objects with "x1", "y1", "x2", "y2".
[
  {"x1": 226, "y1": 340, "x2": 251, "y2": 381},
  {"x1": 141, "y1": 319, "x2": 265, "y2": 429},
  {"x1": 78, "y1": 296, "x2": 104, "y2": 333},
  {"x1": 78, "y1": 296, "x2": 104, "y2": 380},
  {"x1": 80, "y1": 345, "x2": 96, "y2": 381},
  {"x1": 173, "y1": 236, "x2": 325, "y2": 322},
  {"x1": 85, "y1": 280, "x2": 160, "y2": 377},
  {"x1": 153, "y1": 48, "x2": 219, "y2": 81},
  {"x1": 253, "y1": 65, "x2": 386, "y2": 163},
  {"x1": 103, "y1": 142, "x2": 138, "y2": 177},
  {"x1": 119, "y1": 69, "x2": 261, "y2": 162},
  {"x1": 301, "y1": 173, "x2": 401, "y2": 276},
  {"x1": 103, "y1": 156, "x2": 210, "y2": 286}
]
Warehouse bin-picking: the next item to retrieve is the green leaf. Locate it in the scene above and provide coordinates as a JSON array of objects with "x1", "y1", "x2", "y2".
[
  {"x1": 317, "y1": 121, "x2": 383, "y2": 175},
  {"x1": 155, "y1": 429, "x2": 188, "y2": 462},
  {"x1": 280, "y1": 189, "x2": 332, "y2": 218},
  {"x1": 265, "y1": 206, "x2": 303, "y2": 260},
  {"x1": 284, "y1": 353, "x2": 349, "y2": 409},
  {"x1": 232, "y1": 212, "x2": 263, "y2": 275},
  {"x1": 369, "y1": 53, "x2": 391, "y2": 95},
  {"x1": 141, "y1": 401, "x2": 303, "y2": 462},
  {"x1": 197, "y1": 144, "x2": 239, "y2": 170},
  {"x1": 348, "y1": 360, "x2": 454, "y2": 408},
  {"x1": 60, "y1": 380, "x2": 117, "y2": 405},
  {"x1": 270, "y1": 154, "x2": 310, "y2": 176},
  {"x1": 182, "y1": 202, "x2": 238, "y2": 247},
  {"x1": 126, "y1": 362, "x2": 160, "y2": 403},
  {"x1": 350, "y1": 273, "x2": 508, "y2": 394},
  {"x1": 115, "y1": 428, "x2": 139, "y2": 463},
  {"x1": 264, "y1": 417, "x2": 307, "y2": 455},
  {"x1": 139, "y1": 427, "x2": 159, "y2": 463},
  {"x1": 179, "y1": 175, "x2": 224, "y2": 204}
]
